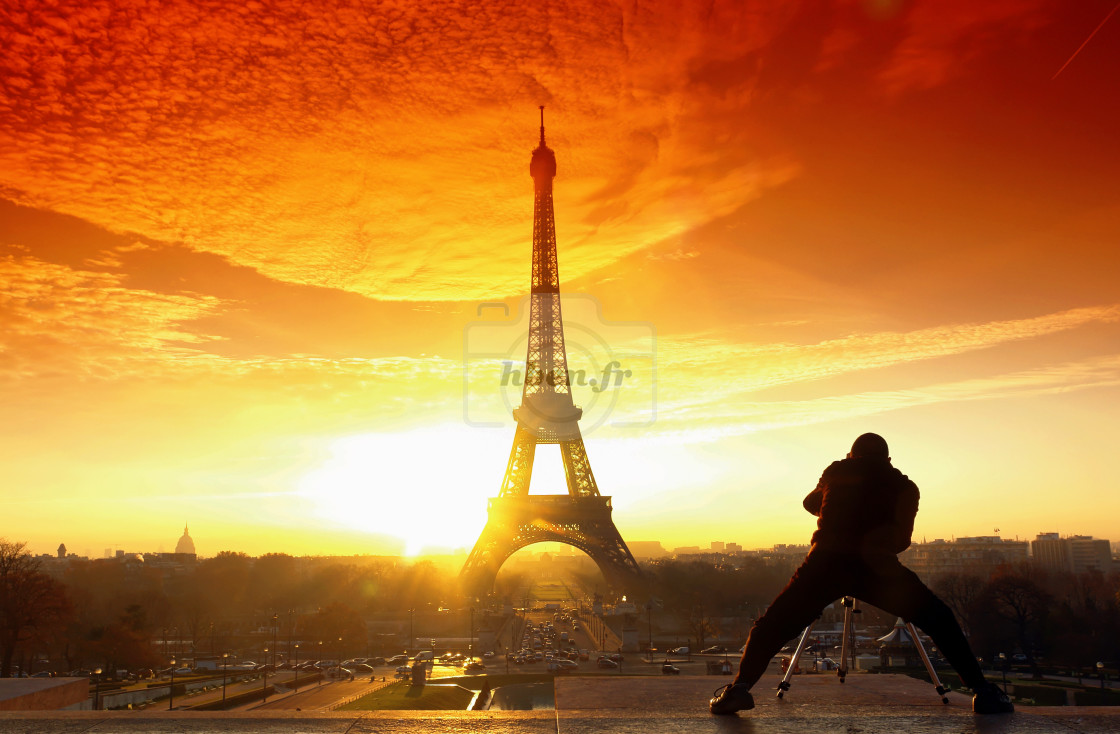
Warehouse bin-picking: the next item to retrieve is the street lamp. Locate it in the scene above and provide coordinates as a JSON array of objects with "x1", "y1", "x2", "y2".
[
  {"x1": 998, "y1": 653, "x2": 1008, "y2": 693},
  {"x1": 317, "y1": 641, "x2": 323, "y2": 686},
  {"x1": 221, "y1": 652, "x2": 229, "y2": 701},
  {"x1": 293, "y1": 643, "x2": 300, "y2": 688},
  {"x1": 409, "y1": 608, "x2": 414, "y2": 654},
  {"x1": 1098, "y1": 661, "x2": 1106, "y2": 690},
  {"x1": 646, "y1": 600, "x2": 653, "y2": 661},
  {"x1": 168, "y1": 659, "x2": 176, "y2": 710},
  {"x1": 287, "y1": 609, "x2": 295, "y2": 669},
  {"x1": 262, "y1": 648, "x2": 269, "y2": 701},
  {"x1": 272, "y1": 614, "x2": 278, "y2": 669},
  {"x1": 469, "y1": 607, "x2": 475, "y2": 657},
  {"x1": 92, "y1": 667, "x2": 102, "y2": 710},
  {"x1": 337, "y1": 637, "x2": 343, "y2": 679}
]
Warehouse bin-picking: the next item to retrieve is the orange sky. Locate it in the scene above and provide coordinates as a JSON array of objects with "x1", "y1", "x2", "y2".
[{"x1": 2, "y1": 0, "x2": 1119, "y2": 558}]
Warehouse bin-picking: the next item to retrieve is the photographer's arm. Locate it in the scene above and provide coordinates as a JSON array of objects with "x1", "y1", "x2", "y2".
[{"x1": 804, "y1": 461, "x2": 842, "y2": 515}]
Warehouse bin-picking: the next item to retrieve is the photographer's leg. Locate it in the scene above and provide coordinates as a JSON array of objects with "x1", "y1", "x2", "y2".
[
  {"x1": 733, "y1": 552, "x2": 842, "y2": 690},
  {"x1": 857, "y1": 559, "x2": 986, "y2": 689}
]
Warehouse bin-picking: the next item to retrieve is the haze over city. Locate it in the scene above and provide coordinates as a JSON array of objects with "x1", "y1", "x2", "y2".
[{"x1": 2, "y1": 0, "x2": 1119, "y2": 559}]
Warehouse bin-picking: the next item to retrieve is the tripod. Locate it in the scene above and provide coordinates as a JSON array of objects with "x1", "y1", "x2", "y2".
[{"x1": 776, "y1": 596, "x2": 949, "y2": 703}]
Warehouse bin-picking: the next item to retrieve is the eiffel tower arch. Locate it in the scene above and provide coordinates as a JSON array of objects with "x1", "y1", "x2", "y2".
[{"x1": 461, "y1": 109, "x2": 643, "y2": 596}]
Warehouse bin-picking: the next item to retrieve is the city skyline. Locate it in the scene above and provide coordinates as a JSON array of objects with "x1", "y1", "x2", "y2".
[
  {"x1": 3, "y1": 2, "x2": 1120, "y2": 559},
  {"x1": 26, "y1": 527, "x2": 1118, "y2": 564}
]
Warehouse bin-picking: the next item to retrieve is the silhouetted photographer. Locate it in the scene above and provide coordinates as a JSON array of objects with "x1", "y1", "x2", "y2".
[{"x1": 710, "y1": 433, "x2": 1013, "y2": 716}]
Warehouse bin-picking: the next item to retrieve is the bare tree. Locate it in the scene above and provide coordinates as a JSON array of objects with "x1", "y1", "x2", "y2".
[
  {"x1": 931, "y1": 572, "x2": 986, "y2": 637},
  {"x1": 0, "y1": 540, "x2": 72, "y2": 677}
]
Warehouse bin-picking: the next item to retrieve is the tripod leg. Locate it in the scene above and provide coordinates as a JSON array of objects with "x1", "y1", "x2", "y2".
[
  {"x1": 838, "y1": 597, "x2": 854, "y2": 683},
  {"x1": 777, "y1": 620, "x2": 816, "y2": 698},
  {"x1": 905, "y1": 622, "x2": 950, "y2": 704}
]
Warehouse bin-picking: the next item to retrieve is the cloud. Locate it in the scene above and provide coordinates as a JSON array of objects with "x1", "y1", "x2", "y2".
[
  {"x1": 875, "y1": 0, "x2": 1048, "y2": 94},
  {"x1": 0, "y1": 254, "x2": 224, "y2": 380},
  {"x1": 0, "y1": 0, "x2": 809, "y2": 301},
  {"x1": 629, "y1": 304, "x2": 1120, "y2": 434},
  {"x1": 739, "y1": 352, "x2": 1120, "y2": 432}
]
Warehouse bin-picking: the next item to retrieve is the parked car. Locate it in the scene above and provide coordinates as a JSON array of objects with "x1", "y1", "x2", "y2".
[
  {"x1": 700, "y1": 646, "x2": 726, "y2": 654},
  {"x1": 464, "y1": 661, "x2": 485, "y2": 673},
  {"x1": 597, "y1": 658, "x2": 619, "y2": 669},
  {"x1": 661, "y1": 663, "x2": 681, "y2": 675},
  {"x1": 386, "y1": 655, "x2": 409, "y2": 665}
]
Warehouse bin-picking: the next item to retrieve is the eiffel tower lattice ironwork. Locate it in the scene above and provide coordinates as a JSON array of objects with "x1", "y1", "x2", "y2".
[{"x1": 461, "y1": 109, "x2": 642, "y2": 594}]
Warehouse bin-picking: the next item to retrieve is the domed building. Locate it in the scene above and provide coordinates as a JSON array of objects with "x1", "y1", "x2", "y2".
[{"x1": 174, "y1": 523, "x2": 197, "y2": 560}]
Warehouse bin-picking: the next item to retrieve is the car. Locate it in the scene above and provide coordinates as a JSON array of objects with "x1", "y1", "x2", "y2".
[
  {"x1": 348, "y1": 663, "x2": 374, "y2": 674},
  {"x1": 700, "y1": 646, "x2": 727, "y2": 654},
  {"x1": 30, "y1": 671, "x2": 53, "y2": 678},
  {"x1": 661, "y1": 663, "x2": 681, "y2": 675},
  {"x1": 668, "y1": 646, "x2": 689, "y2": 655},
  {"x1": 386, "y1": 655, "x2": 409, "y2": 665},
  {"x1": 597, "y1": 658, "x2": 619, "y2": 669},
  {"x1": 464, "y1": 661, "x2": 485, "y2": 673},
  {"x1": 326, "y1": 666, "x2": 353, "y2": 679}
]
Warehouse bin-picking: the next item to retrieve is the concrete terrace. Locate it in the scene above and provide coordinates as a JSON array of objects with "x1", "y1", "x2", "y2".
[{"x1": 2, "y1": 674, "x2": 1118, "y2": 733}]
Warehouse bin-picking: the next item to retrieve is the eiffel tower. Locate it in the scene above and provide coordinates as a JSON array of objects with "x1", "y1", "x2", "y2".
[{"x1": 461, "y1": 109, "x2": 642, "y2": 595}]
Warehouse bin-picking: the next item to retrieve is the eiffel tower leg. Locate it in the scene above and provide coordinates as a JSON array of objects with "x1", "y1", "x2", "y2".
[
  {"x1": 578, "y1": 515, "x2": 643, "y2": 591},
  {"x1": 560, "y1": 437, "x2": 599, "y2": 497},
  {"x1": 500, "y1": 424, "x2": 537, "y2": 497},
  {"x1": 461, "y1": 516, "x2": 510, "y2": 595}
]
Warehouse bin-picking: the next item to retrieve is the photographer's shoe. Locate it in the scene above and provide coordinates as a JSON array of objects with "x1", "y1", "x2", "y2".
[
  {"x1": 710, "y1": 683, "x2": 754, "y2": 715},
  {"x1": 972, "y1": 683, "x2": 1014, "y2": 714}
]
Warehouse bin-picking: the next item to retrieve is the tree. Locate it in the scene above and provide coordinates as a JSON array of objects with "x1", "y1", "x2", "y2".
[
  {"x1": 0, "y1": 539, "x2": 72, "y2": 677},
  {"x1": 974, "y1": 567, "x2": 1052, "y2": 678},
  {"x1": 931, "y1": 572, "x2": 986, "y2": 637},
  {"x1": 302, "y1": 602, "x2": 368, "y2": 659}
]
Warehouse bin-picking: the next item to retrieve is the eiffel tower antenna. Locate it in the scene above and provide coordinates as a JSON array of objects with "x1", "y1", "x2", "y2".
[{"x1": 461, "y1": 110, "x2": 642, "y2": 595}]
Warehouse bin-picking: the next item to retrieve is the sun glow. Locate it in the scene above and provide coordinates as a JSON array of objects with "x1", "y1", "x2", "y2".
[{"x1": 296, "y1": 425, "x2": 510, "y2": 555}]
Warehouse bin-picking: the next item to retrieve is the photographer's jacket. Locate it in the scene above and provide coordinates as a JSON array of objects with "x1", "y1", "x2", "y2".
[{"x1": 803, "y1": 456, "x2": 919, "y2": 557}]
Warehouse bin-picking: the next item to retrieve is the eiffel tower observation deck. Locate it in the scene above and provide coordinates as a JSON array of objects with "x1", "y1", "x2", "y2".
[{"x1": 460, "y1": 110, "x2": 642, "y2": 595}]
